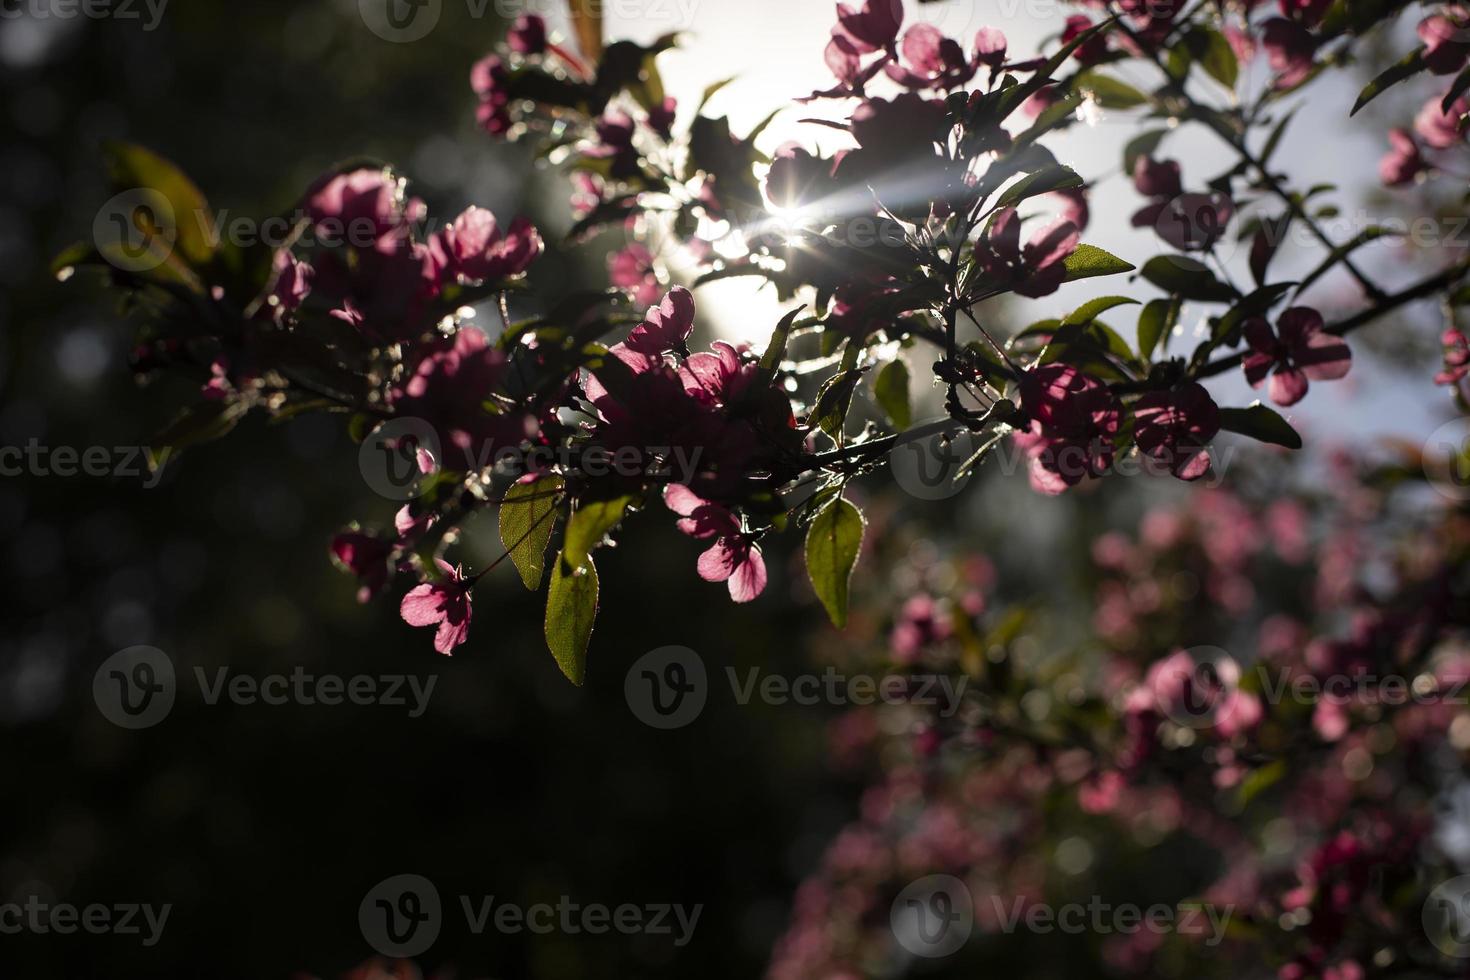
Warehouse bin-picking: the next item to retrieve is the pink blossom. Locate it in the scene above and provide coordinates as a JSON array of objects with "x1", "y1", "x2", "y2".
[
  {"x1": 1262, "y1": 18, "x2": 1316, "y2": 89},
  {"x1": 974, "y1": 27, "x2": 1007, "y2": 70},
  {"x1": 608, "y1": 243, "x2": 662, "y2": 307},
  {"x1": 1379, "y1": 128, "x2": 1427, "y2": 186},
  {"x1": 1419, "y1": 7, "x2": 1470, "y2": 74},
  {"x1": 506, "y1": 13, "x2": 546, "y2": 55},
  {"x1": 834, "y1": 0, "x2": 902, "y2": 53},
  {"x1": 624, "y1": 285, "x2": 696, "y2": 356},
  {"x1": 399, "y1": 559, "x2": 473, "y2": 654},
  {"x1": 1416, "y1": 92, "x2": 1469, "y2": 148},
  {"x1": 1132, "y1": 383, "x2": 1221, "y2": 481},
  {"x1": 471, "y1": 54, "x2": 512, "y2": 136},
  {"x1": 889, "y1": 594, "x2": 953, "y2": 662},
  {"x1": 1015, "y1": 364, "x2": 1122, "y2": 493},
  {"x1": 305, "y1": 168, "x2": 407, "y2": 254},
  {"x1": 390, "y1": 327, "x2": 536, "y2": 458},
  {"x1": 1062, "y1": 14, "x2": 1109, "y2": 64},
  {"x1": 976, "y1": 207, "x2": 1079, "y2": 299},
  {"x1": 1436, "y1": 326, "x2": 1470, "y2": 385},
  {"x1": 1242, "y1": 307, "x2": 1351, "y2": 406},
  {"x1": 885, "y1": 24, "x2": 975, "y2": 89},
  {"x1": 434, "y1": 207, "x2": 542, "y2": 283},
  {"x1": 664, "y1": 484, "x2": 767, "y2": 602},
  {"x1": 330, "y1": 530, "x2": 393, "y2": 603}
]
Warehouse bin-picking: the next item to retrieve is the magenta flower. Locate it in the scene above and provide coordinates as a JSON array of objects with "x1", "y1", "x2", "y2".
[
  {"x1": 1130, "y1": 156, "x2": 1233, "y2": 251},
  {"x1": 834, "y1": 0, "x2": 902, "y2": 52},
  {"x1": 1157, "y1": 193, "x2": 1235, "y2": 252},
  {"x1": 1262, "y1": 18, "x2": 1316, "y2": 89},
  {"x1": 764, "y1": 144, "x2": 836, "y2": 211},
  {"x1": 471, "y1": 54, "x2": 512, "y2": 136},
  {"x1": 889, "y1": 594, "x2": 953, "y2": 663},
  {"x1": 1049, "y1": 187, "x2": 1091, "y2": 232},
  {"x1": 1379, "y1": 128, "x2": 1427, "y2": 186},
  {"x1": 1132, "y1": 155, "x2": 1183, "y2": 200},
  {"x1": 680, "y1": 341, "x2": 753, "y2": 406},
  {"x1": 885, "y1": 24, "x2": 975, "y2": 89},
  {"x1": 1132, "y1": 383, "x2": 1221, "y2": 482},
  {"x1": 1242, "y1": 307, "x2": 1351, "y2": 406},
  {"x1": 1420, "y1": 7, "x2": 1470, "y2": 73},
  {"x1": 664, "y1": 484, "x2": 767, "y2": 603},
  {"x1": 976, "y1": 207, "x2": 1078, "y2": 299},
  {"x1": 1436, "y1": 327, "x2": 1470, "y2": 385},
  {"x1": 624, "y1": 285, "x2": 696, "y2": 356},
  {"x1": 434, "y1": 207, "x2": 542, "y2": 283},
  {"x1": 570, "y1": 171, "x2": 604, "y2": 219},
  {"x1": 264, "y1": 249, "x2": 312, "y2": 318},
  {"x1": 400, "y1": 559, "x2": 472, "y2": 655},
  {"x1": 591, "y1": 110, "x2": 639, "y2": 178},
  {"x1": 973, "y1": 27, "x2": 1007, "y2": 70},
  {"x1": 305, "y1": 168, "x2": 407, "y2": 254},
  {"x1": 330, "y1": 530, "x2": 393, "y2": 603},
  {"x1": 390, "y1": 326, "x2": 536, "y2": 458},
  {"x1": 1014, "y1": 364, "x2": 1122, "y2": 493},
  {"x1": 506, "y1": 13, "x2": 547, "y2": 55},
  {"x1": 608, "y1": 244, "x2": 662, "y2": 307},
  {"x1": 1062, "y1": 14, "x2": 1109, "y2": 64},
  {"x1": 1416, "y1": 92, "x2": 1469, "y2": 148}
]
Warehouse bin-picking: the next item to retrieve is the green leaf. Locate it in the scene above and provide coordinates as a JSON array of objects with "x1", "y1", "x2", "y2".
[
  {"x1": 1063, "y1": 295, "x2": 1139, "y2": 327},
  {"x1": 758, "y1": 305, "x2": 804, "y2": 382},
  {"x1": 563, "y1": 495, "x2": 634, "y2": 570},
  {"x1": 499, "y1": 475, "x2": 564, "y2": 590},
  {"x1": 1351, "y1": 48, "x2": 1427, "y2": 116},
  {"x1": 995, "y1": 164, "x2": 1084, "y2": 209},
  {"x1": 545, "y1": 552, "x2": 599, "y2": 685},
  {"x1": 1213, "y1": 282, "x2": 1297, "y2": 344},
  {"x1": 1446, "y1": 64, "x2": 1470, "y2": 114},
  {"x1": 813, "y1": 368, "x2": 864, "y2": 438},
  {"x1": 1185, "y1": 28, "x2": 1238, "y2": 89},
  {"x1": 102, "y1": 142, "x2": 216, "y2": 268},
  {"x1": 1137, "y1": 296, "x2": 1181, "y2": 361},
  {"x1": 1123, "y1": 128, "x2": 1170, "y2": 174},
  {"x1": 148, "y1": 399, "x2": 247, "y2": 470},
  {"x1": 805, "y1": 497, "x2": 865, "y2": 629},
  {"x1": 1235, "y1": 759, "x2": 1287, "y2": 809},
  {"x1": 1062, "y1": 244, "x2": 1135, "y2": 283},
  {"x1": 1218, "y1": 403, "x2": 1303, "y2": 449},
  {"x1": 1141, "y1": 255, "x2": 1238, "y2": 302},
  {"x1": 697, "y1": 75, "x2": 736, "y2": 113},
  {"x1": 994, "y1": 17, "x2": 1116, "y2": 118},
  {"x1": 1073, "y1": 70, "x2": 1150, "y2": 109},
  {"x1": 873, "y1": 359, "x2": 912, "y2": 430},
  {"x1": 1258, "y1": 109, "x2": 1298, "y2": 169}
]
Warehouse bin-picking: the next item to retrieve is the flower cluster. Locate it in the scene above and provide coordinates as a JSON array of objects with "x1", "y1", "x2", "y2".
[{"x1": 771, "y1": 462, "x2": 1470, "y2": 979}]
